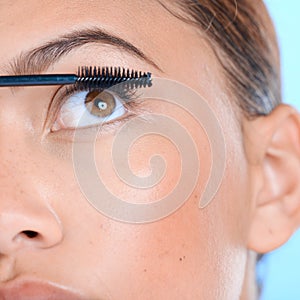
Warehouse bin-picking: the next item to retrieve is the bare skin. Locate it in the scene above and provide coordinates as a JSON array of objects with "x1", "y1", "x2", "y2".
[{"x1": 0, "y1": 1, "x2": 300, "y2": 299}]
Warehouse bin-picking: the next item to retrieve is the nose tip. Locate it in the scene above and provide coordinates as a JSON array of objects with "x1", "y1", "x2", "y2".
[{"x1": 0, "y1": 205, "x2": 63, "y2": 254}]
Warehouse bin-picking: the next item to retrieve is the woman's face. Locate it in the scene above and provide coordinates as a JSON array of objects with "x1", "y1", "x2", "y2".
[{"x1": 0, "y1": 1, "x2": 254, "y2": 299}]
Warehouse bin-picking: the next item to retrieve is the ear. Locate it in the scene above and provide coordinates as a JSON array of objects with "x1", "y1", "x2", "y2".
[{"x1": 243, "y1": 104, "x2": 300, "y2": 253}]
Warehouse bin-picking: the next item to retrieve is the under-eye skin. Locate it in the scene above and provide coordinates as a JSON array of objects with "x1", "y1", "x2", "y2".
[{"x1": 48, "y1": 85, "x2": 143, "y2": 133}]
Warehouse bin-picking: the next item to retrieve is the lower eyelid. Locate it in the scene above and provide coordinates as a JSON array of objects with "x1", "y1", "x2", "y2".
[
  {"x1": 49, "y1": 111, "x2": 138, "y2": 144},
  {"x1": 48, "y1": 101, "x2": 156, "y2": 144}
]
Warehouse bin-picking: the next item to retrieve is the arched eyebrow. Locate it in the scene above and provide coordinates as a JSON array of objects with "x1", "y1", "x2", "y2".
[{"x1": 3, "y1": 27, "x2": 161, "y2": 75}]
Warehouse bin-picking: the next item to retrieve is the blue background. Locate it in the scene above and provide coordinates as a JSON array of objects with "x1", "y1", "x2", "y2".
[{"x1": 258, "y1": 1, "x2": 300, "y2": 299}]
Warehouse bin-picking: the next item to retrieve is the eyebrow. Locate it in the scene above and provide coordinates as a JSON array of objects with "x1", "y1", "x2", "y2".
[{"x1": 3, "y1": 27, "x2": 161, "y2": 75}]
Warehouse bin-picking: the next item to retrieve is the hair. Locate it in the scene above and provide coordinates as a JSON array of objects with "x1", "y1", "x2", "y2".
[{"x1": 161, "y1": 0, "x2": 282, "y2": 118}]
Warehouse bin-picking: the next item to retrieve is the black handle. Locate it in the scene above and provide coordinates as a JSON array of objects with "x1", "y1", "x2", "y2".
[{"x1": 0, "y1": 74, "x2": 77, "y2": 86}]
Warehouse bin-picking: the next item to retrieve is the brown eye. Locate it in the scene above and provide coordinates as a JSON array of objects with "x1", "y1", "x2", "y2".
[
  {"x1": 84, "y1": 90, "x2": 116, "y2": 118},
  {"x1": 52, "y1": 87, "x2": 129, "y2": 131}
]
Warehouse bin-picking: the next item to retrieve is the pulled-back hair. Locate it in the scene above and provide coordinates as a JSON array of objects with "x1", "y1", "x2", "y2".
[{"x1": 161, "y1": 0, "x2": 281, "y2": 118}]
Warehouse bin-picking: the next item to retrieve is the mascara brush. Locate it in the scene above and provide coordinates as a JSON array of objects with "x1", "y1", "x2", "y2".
[{"x1": 0, "y1": 66, "x2": 152, "y2": 88}]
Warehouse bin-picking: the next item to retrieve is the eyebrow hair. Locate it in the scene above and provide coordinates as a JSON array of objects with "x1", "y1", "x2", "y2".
[{"x1": 3, "y1": 27, "x2": 161, "y2": 75}]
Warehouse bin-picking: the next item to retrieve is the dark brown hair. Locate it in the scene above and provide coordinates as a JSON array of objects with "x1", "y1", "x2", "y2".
[{"x1": 163, "y1": 0, "x2": 281, "y2": 118}]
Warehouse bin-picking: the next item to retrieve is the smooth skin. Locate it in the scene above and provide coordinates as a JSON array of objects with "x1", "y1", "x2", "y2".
[{"x1": 0, "y1": 1, "x2": 300, "y2": 299}]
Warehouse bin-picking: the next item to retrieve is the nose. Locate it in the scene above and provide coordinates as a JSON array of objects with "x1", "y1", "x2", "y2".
[
  {"x1": 0, "y1": 158, "x2": 63, "y2": 255},
  {"x1": 0, "y1": 102, "x2": 64, "y2": 255},
  {"x1": 0, "y1": 196, "x2": 63, "y2": 254},
  {"x1": 0, "y1": 184, "x2": 63, "y2": 254}
]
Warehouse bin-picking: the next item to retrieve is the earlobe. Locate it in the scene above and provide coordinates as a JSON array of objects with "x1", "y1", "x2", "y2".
[{"x1": 244, "y1": 104, "x2": 300, "y2": 253}]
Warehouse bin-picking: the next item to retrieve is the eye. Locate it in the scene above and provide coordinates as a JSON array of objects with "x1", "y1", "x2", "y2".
[{"x1": 51, "y1": 89, "x2": 127, "y2": 131}]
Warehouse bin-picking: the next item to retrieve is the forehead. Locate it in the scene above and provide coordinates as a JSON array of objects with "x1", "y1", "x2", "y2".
[
  {"x1": 0, "y1": 1, "x2": 168, "y2": 61},
  {"x1": 0, "y1": 0, "x2": 160, "y2": 21},
  {"x1": 0, "y1": 0, "x2": 224, "y2": 101}
]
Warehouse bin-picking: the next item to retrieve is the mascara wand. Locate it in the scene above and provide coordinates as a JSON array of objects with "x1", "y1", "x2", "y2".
[{"x1": 0, "y1": 66, "x2": 152, "y2": 88}]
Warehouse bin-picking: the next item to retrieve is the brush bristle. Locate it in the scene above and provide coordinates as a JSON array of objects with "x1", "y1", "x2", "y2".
[{"x1": 76, "y1": 66, "x2": 152, "y2": 90}]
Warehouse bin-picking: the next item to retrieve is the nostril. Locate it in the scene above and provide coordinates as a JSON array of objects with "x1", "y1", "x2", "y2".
[{"x1": 21, "y1": 230, "x2": 39, "y2": 238}]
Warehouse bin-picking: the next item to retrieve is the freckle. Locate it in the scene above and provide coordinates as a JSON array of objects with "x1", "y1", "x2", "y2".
[
  {"x1": 179, "y1": 257, "x2": 182, "y2": 261},
  {"x1": 143, "y1": 269, "x2": 147, "y2": 272}
]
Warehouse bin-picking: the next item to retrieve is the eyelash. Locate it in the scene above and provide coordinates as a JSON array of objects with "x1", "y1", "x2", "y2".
[{"x1": 47, "y1": 83, "x2": 142, "y2": 132}]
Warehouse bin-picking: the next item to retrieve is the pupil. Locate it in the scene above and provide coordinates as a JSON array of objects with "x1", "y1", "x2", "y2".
[{"x1": 96, "y1": 100, "x2": 108, "y2": 110}]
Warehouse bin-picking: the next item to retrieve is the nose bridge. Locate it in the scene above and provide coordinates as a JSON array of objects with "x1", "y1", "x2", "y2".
[
  {"x1": 0, "y1": 133, "x2": 46, "y2": 205},
  {"x1": 0, "y1": 102, "x2": 39, "y2": 178},
  {"x1": 0, "y1": 164, "x2": 46, "y2": 211},
  {"x1": 0, "y1": 89, "x2": 38, "y2": 145},
  {"x1": 0, "y1": 133, "x2": 37, "y2": 190}
]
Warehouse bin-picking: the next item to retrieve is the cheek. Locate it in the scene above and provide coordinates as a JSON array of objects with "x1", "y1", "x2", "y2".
[
  {"x1": 85, "y1": 100, "x2": 249, "y2": 297},
  {"x1": 92, "y1": 99, "x2": 212, "y2": 212},
  {"x1": 94, "y1": 134, "x2": 182, "y2": 204}
]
